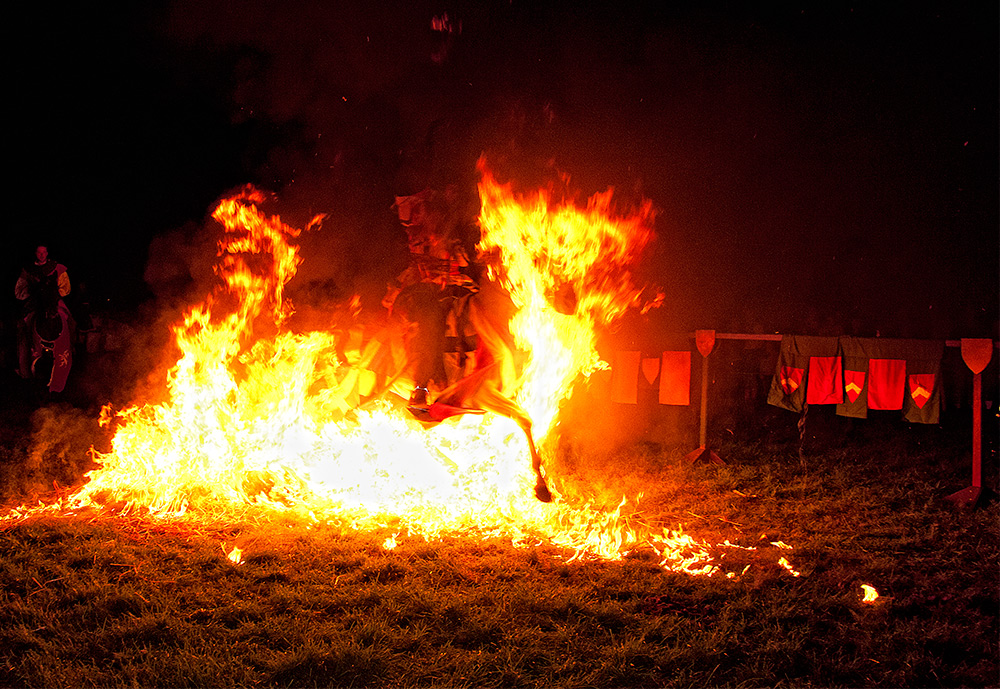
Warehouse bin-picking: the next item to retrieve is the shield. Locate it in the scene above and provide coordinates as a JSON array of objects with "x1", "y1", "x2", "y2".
[
  {"x1": 30, "y1": 308, "x2": 73, "y2": 394},
  {"x1": 695, "y1": 329, "x2": 715, "y2": 358},
  {"x1": 961, "y1": 338, "x2": 993, "y2": 375},
  {"x1": 908, "y1": 373, "x2": 935, "y2": 409},
  {"x1": 779, "y1": 366, "x2": 804, "y2": 395},
  {"x1": 844, "y1": 369, "x2": 865, "y2": 403},
  {"x1": 641, "y1": 357, "x2": 660, "y2": 385}
]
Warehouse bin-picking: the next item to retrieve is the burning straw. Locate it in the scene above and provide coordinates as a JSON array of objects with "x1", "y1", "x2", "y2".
[{"x1": 4, "y1": 172, "x2": 798, "y2": 579}]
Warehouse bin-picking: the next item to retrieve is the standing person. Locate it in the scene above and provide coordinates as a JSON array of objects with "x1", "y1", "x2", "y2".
[{"x1": 14, "y1": 245, "x2": 73, "y2": 387}]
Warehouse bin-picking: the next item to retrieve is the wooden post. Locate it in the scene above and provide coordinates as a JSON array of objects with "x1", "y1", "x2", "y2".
[
  {"x1": 685, "y1": 330, "x2": 724, "y2": 465},
  {"x1": 946, "y1": 339, "x2": 994, "y2": 508},
  {"x1": 972, "y1": 371, "x2": 982, "y2": 489},
  {"x1": 698, "y1": 351, "x2": 709, "y2": 449}
]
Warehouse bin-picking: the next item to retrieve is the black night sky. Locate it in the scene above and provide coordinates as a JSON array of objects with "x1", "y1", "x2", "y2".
[{"x1": 8, "y1": 1, "x2": 998, "y2": 340}]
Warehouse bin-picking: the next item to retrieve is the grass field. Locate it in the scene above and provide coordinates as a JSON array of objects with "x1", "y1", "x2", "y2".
[{"x1": 1, "y1": 392, "x2": 997, "y2": 688}]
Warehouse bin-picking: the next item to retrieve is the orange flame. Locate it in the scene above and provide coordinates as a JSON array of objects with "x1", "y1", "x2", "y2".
[
  {"x1": 476, "y1": 157, "x2": 656, "y2": 436},
  {"x1": 6, "y1": 171, "x2": 797, "y2": 578}
]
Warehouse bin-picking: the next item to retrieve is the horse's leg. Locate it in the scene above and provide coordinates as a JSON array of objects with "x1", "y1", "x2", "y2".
[
  {"x1": 471, "y1": 384, "x2": 552, "y2": 503},
  {"x1": 521, "y1": 421, "x2": 552, "y2": 503},
  {"x1": 459, "y1": 299, "x2": 552, "y2": 502}
]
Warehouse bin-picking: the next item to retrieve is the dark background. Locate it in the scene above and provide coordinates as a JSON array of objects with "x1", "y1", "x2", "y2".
[{"x1": 6, "y1": 0, "x2": 998, "y2": 339}]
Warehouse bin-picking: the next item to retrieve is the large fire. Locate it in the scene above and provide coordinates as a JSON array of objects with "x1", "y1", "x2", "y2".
[{"x1": 7, "y1": 162, "x2": 798, "y2": 578}]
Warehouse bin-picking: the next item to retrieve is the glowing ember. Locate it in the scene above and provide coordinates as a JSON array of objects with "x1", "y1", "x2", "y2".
[
  {"x1": 861, "y1": 584, "x2": 879, "y2": 603},
  {"x1": 225, "y1": 544, "x2": 244, "y2": 565},
  {"x1": 4, "y1": 170, "x2": 798, "y2": 578},
  {"x1": 777, "y1": 556, "x2": 801, "y2": 577}
]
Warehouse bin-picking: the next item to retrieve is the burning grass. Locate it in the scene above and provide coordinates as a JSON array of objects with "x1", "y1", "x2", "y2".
[
  {"x1": 2, "y1": 172, "x2": 996, "y2": 686},
  {"x1": 33, "y1": 178, "x2": 669, "y2": 554},
  {"x1": 4, "y1": 176, "x2": 745, "y2": 579},
  {"x1": 1, "y1": 420, "x2": 997, "y2": 688}
]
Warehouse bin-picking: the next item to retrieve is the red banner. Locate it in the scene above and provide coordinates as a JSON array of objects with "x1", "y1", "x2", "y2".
[
  {"x1": 868, "y1": 359, "x2": 906, "y2": 410},
  {"x1": 806, "y1": 356, "x2": 844, "y2": 405},
  {"x1": 659, "y1": 351, "x2": 691, "y2": 405},
  {"x1": 610, "y1": 350, "x2": 641, "y2": 404}
]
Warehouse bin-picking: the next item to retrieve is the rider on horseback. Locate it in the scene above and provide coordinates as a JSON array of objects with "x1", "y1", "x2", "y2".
[
  {"x1": 381, "y1": 182, "x2": 554, "y2": 502},
  {"x1": 14, "y1": 245, "x2": 73, "y2": 385},
  {"x1": 385, "y1": 184, "x2": 480, "y2": 411}
]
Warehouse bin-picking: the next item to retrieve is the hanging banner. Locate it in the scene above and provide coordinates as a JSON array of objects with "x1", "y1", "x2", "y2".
[
  {"x1": 610, "y1": 350, "x2": 641, "y2": 404},
  {"x1": 837, "y1": 337, "x2": 872, "y2": 418},
  {"x1": 868, "y1": 358, "x2": 906, "y2": 410},
  {"x1": 806, "y1": 355, "x2": 844, "y2": 405},
  {"x1": 658, "y1": 350, "x2": 691, "y2": 405},
  {"x1": 837, "y1": 338, "x2": 944, "y2": 423},
  {"x1": 767, "y1": 335, "x2": 839, "y2": 412},
  {"x1": 902, "y1": 340, "x2": 945, "y2": 424}
]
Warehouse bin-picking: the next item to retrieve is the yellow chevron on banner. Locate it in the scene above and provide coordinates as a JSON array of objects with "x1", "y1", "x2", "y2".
[{"x1": 781, "y1": 376, "x2": 799, "y2": 392}]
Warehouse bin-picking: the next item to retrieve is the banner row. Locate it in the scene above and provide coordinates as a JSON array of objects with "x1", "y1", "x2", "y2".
[
  {"x1": 766, "y1": 336, "x2": 944, "y2": 423},
  {"x1": 607, "y1": 337, "x2": 995, "y2": 425}
]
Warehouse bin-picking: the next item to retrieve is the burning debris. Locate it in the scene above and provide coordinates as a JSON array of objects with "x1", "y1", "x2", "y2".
[{"x1": 224, "y1": 543, "x2": 244, "y2": 565}]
